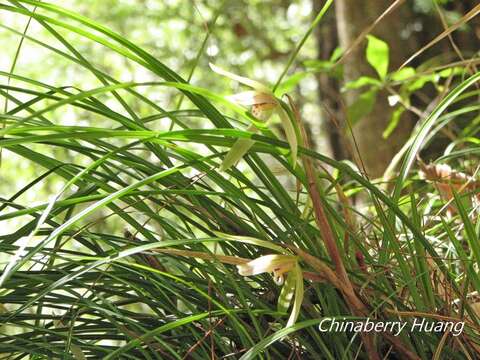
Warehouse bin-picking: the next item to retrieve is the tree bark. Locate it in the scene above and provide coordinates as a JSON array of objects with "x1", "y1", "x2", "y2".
[
  {"x1": 334, "y1": 0, "x2": 417, "y2": 177},
  {"x1": 313, "y1": 6, "x2": 347, "y2": 161}
]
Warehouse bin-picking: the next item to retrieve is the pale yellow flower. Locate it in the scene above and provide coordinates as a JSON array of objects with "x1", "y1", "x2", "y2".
[
  {"x1": 236, "y1": 254, "x2": 297, "y2": 285},
  {"x1": 236, "y1": 253, "x2": 304, "y2": 326},
  {"x1": 210, "y1": 63, "x2": 298, "y2": 171}
]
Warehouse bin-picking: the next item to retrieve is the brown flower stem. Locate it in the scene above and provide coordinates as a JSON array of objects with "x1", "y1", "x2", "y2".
[{"x1": 286, "y1": 96, "x2": 380, "y2": 359}]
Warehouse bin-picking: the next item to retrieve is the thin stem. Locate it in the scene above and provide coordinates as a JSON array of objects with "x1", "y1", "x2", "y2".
[{"x1": 272, "y1": 0, "x2": 333, "y2": 92}]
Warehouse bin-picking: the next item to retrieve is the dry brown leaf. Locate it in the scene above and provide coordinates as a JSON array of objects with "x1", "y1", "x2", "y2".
[{"x1": 418, "y1": 160, "x2": 480, "y2": 214}]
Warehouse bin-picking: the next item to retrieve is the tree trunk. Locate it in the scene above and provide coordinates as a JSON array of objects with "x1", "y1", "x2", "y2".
[
  {"x1": 334, "y1": 0, "x2": 417, "y2": 178},
  {"x1": 313, "y1": 5, "x2": 347, "y2": 161}
]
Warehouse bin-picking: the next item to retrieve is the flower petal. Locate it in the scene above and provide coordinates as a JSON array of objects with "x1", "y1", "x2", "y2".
[
  {"x1": 226, "y1": 91, "x2": 258, "y2": 105},
  {"x1": 210, "y1": 63, "x2": 271, "y2": 93},
  {"x1": 272, "y1": 261, "x2": 296, "y2": 277},
  {"x1": 237, "y1": 255, "x2": 277, "y2": 276},
  {"x1": 273, "y1": 275, "x2": 285, "y2": 285},
  {"x1": 237, "y1": 254, "x2": 291, "y2": 276},
  {"x1": 220, "y1": 137, "x2": 255, "y2": 172},
  {"x1": 252, "y1": 103, "x2": 277, "y2": 121},
  {"x1": 226, "y1": 91, "x2": 277, "y2": 106}
]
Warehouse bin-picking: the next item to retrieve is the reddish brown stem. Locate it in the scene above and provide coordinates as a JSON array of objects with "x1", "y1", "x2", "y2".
[{"x1": 287, "y1": 96, "x2": 380, "y2": 359}]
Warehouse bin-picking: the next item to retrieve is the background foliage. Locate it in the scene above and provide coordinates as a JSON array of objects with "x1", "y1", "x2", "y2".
[{"x1": 1, "y1": 0, "x2": 480, "y2": 359}]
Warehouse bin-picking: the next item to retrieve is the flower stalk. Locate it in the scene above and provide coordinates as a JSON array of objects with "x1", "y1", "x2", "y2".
[{"x1": 210, "y1": 63, "x2": 297, "y2": 171}]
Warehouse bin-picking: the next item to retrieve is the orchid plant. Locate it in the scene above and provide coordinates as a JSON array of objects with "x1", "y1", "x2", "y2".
[
  {"x1": 237, "y1": 253, "x2": 304, "y2": 327},
  {"x1": 209, "y1": 63, "x2": 298, "y2": 171},
  {"x1": 156, "y1": 231, "x2": 305, "y2": 327},
  {"x1": 216, "y1": 232, "x2": 304, "y2": 327}
]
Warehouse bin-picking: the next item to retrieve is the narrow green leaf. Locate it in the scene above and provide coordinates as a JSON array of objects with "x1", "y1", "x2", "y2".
[{"x1": 214, "y1": 231, "x2": 288, "y2": 254}]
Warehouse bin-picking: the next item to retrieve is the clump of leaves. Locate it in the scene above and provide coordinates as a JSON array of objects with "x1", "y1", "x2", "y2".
[{"x1": 1, "y1": 1, "x2": 480, "y2": 360}]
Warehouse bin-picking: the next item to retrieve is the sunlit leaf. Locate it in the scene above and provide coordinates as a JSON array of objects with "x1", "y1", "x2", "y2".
[
  {"x1": 342, "y1": 76, "x2": 380, "y2": 90},
  {"x1": 366, "y1": 35, "x2": 389, "y2": 80},
  {"x1": 391, "y1": 66, "x2": 415, "y2": 81},
  {"x1": 383, "y1": 106, "x2": 405, "y2": 139}
]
